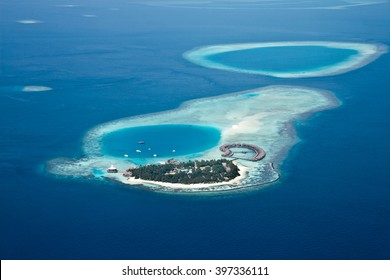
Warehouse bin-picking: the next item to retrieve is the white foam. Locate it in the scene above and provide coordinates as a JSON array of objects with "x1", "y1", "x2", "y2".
[
  {"x1": 16, "y1": 20, "x2": 43, "y2": 24},
  {"x1": 56, "y1": 4, "x2": 79, "y2": 8},
  {"x1": 184, "y1": 41, "x2": 387, "y2": 78},
  {"x1": 22, "y1": 86, "x2": 52, "y2": 92}
]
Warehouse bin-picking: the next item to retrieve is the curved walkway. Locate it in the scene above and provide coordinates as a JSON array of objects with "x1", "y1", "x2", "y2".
[{"x1": 219, "y1": 143, "x2": 266, "y2": 161}]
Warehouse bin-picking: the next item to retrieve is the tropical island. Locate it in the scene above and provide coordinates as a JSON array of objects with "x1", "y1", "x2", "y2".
[
  {"x1": 46, "y1": 85, "x2": 340, "y2": 192},
  {"x1": 123, "y1": 159, "x2": 240, "y2": 184}
]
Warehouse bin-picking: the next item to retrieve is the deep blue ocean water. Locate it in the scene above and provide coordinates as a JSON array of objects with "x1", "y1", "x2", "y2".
[
  {"x1": 101, "y1": 124, "x2": 221, "y2": 161},
  {"x1": 207, "y1": 46, "x2": 358, "y2": 72},
  {"x1": 1, "y1": 0, "x2": 390, "y2": 259}
]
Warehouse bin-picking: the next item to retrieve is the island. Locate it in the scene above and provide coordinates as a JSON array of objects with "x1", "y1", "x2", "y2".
[
  {"x1": 124, "y1": 159, "x2": 240, "y2": 184},
  {"x1": 46, "y1": 85, "x2": 340, "y2": 192}
]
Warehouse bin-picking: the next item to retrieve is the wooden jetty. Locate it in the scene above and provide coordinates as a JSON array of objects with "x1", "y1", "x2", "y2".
[{"x1": 219, "y1": 143, "x2": 266, "y2": 161}]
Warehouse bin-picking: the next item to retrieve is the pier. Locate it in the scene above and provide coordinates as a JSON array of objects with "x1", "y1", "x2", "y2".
[{"x1": 220, "y1": 143, "x2": 266, "y2": 161}]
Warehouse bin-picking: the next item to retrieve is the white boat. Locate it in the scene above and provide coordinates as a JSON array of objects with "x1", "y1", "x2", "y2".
[
  {"x1": 153, "y1": 154, "x2": 157, "y2": 157},
  {"x1": 136, "y1": 149, "x2": 142, "y2": 153}
]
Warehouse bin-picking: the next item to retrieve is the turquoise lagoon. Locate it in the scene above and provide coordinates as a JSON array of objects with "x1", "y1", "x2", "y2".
[
  {"x1": 101, "y1": 124, "x2": 221, "y2": 162},
  {"x1": 206, "y1": 46, "x2": 358, "y2": 73}
]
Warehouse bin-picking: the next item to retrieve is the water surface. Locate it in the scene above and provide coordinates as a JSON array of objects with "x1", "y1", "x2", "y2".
[
  {"x1": 101, "y1": 124, "x2": 221, "y2": 161},
  {"x1": 207, "y1": 46, "x2": 358, "y2": 72}
]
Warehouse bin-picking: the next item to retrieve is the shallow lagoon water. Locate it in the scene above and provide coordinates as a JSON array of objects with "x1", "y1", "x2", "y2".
[
  {"x1": 206, "y1": 46, "x2": 358, "y2": 73},
  {"x1": 101, "y1": 124, "x2": 221, "y2": 160}
]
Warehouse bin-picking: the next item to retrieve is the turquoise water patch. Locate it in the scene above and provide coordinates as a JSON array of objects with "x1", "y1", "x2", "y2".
[
  {"x1": 206, "y1": 46, "x2": 358, "y2": 73},
  {"x1": 241, "y1": 92, "x2": 260, "y2": 98},
  {"x1": 101, "y1": 124, "x2": 221, "y2": 161},
  {"x1": 92, "y1": 168, "x2": 107, "y2": 179},
  {"x1": 92, "y1": 168, "x2": 105, "y2": 176}
]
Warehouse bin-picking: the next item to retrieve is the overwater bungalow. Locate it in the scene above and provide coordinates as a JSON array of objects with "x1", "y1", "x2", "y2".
[{"x1": 107, "y1": 165, "x2": 118, "y2": 173}]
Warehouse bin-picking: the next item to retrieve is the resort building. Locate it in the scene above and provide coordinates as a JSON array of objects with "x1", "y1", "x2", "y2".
[{"x1": 107, "y1": 165, "x2": 118, "y2": 173}]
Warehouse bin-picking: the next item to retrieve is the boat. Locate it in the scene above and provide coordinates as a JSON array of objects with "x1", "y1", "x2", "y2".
[
  {"x1": 136, "y1": 149, "x2": 142, "y2": 153},
  {"x1": 138, "y1": 141, "x2": 145, "y2": 144}
]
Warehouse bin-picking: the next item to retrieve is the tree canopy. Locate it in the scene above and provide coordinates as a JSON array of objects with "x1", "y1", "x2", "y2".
[{"x1": 129, "y1": 159, "x2": 240, "y2": 184}]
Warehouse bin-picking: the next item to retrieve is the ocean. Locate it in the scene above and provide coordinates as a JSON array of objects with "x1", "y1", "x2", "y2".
[{"x1": 0, "y1": 0, "x2": 389, "y2": 259}]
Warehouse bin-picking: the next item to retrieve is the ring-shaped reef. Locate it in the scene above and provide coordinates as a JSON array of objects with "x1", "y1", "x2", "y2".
[{"x1": 183, "y1": 41, "x2": 387, "y2": 78}]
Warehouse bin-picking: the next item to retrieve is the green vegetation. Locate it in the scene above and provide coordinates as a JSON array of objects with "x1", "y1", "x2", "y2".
[{"x1": 128, "y1": 159, "x2": 240, "y2": 184}]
